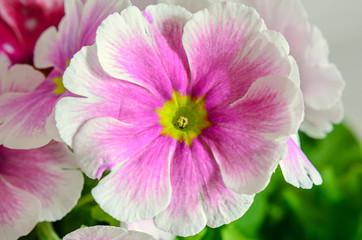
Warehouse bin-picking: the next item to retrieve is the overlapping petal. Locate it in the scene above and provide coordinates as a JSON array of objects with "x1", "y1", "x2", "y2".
[
  {"x1": 63, "y1": 226, "x2": 155, "y2": 240},
  {"x1": 280, "y1": 137, "x2": 322, "y2": 189},
  {"x1": 92, "y1": 136, "x2": 175, "y2": 222},
  {"x1": 182, "y1": 2, "x2": 295, "y2": 109},
  {"x1": 0, "y1": 141, "x2": 83, "y2": 238},
  {"x1": 96, "y1": 4, "x2": 191, "y2": 99},
  {"x1": 34, "y1": 0, "x2": 131, "y2": 70}
]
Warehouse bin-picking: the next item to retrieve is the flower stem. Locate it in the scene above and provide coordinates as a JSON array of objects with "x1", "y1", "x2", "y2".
[{"x1": 36, "y1": 222, "x2": 61, "y2": 240}]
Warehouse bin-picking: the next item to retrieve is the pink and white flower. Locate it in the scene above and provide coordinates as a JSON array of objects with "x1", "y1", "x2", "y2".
[
  {"x1": 56, "y1": 3, "x2": 303, "y2": 236},
  {"x1": 0, "y1": 0, "x2": 64, "y2": 64},
  {"x1": 0, "y1": 0, "x2": 131, "y2": 149},
  {"x1": 157, "y1": 0, "x2": 341, "y2": 189},
  {"x1": 63, "y1": 226, "x2": 155, "y2": 240},
  {"x1": 0, "y1": 141, "x2": 84, "y2": 240}
]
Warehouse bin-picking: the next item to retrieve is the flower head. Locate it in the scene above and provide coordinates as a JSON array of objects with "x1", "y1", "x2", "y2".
[
  {"x1": 56, "y1": 2, "x2": 303, "y2": 236},
  {"x1": 0, "y1": 141, "x2": 83, "y2": 239}
]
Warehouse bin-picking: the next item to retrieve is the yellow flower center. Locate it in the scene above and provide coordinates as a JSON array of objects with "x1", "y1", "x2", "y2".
[
  {"x1": 52, "y1": 60, "x2": 69, "y2": 95},
  {"x1": 156, "y1": 91, "x2": 211, "y2": 146}
]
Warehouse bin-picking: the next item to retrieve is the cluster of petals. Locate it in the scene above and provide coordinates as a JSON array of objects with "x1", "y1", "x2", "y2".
[
  {"x1": 157, "y1": 0, "x2": 345, "y2": 138},
  {"x1": 0, "y1": 0, "x2": 64, "y2": 64},
  {"x1": 0, "y1": 141, "x2": 83, "y2": 239},
  {"x1": 56, "y1": 2, "x2": 305, "y2": 236},
  {"x1": 63, "y1": 226, "x2": 156, "y2": 240},
  {"x1": 0, "y1": 0, "x2": 131, "y2": 149}
]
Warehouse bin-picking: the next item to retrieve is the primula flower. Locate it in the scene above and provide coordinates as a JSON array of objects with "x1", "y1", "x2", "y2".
[
  {"x1": 0, "y1": 141, "x2": 83, "y2": 240},
  {"x1": 158, "y1": 0, "x2": 341, "y2": 189},
  {"x1": 56, "y1": 3, "x2": 303, "y2": 236},
  {"x1": 128, "y1": 219, "x2": 175, "y2": 240},
  {"x1": 0, "y1": 0, "x2": 131, "y2": 149},
  {"x1": 0, "y1": 0, "x2": 64, "y2": 64},
  {"x1": 63, "y1": 226, "x2": 155, "y2": 240}
]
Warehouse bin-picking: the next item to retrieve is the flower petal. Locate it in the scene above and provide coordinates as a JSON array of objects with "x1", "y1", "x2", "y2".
[
  {"x1": 92, "y1": 136, "x2": 175, "y2": 222},
  {"x1": 0, "y1": 176, "x2": 40, "y2": 240},
  {"x1": 57, "y1": 44, "x2": 161, "y2": 147},
  {"x1": 63, "y1": 226, "x2": 155, "y2": 240},
  {"x1": 0, "y1": 64, "x2": 44, "y2": 94},
  {"x1": 192, "y1": 140, "x2": 254, "y2": 228},
  {"x1": 154, "y1": 142, "x2": 207, "y2": 237},
  {"x1": 182, "y1": 2, "x2": 292, "y2": 108},
  {"x1": 202, "y1": 76, "x2": 303, "y2": 194},
  {"x1": 35, "y1": 0, "x2": 131, "y2": 70},
  {"x1": 128, "y1": 219, "x2": 175, "y2": 240},
  {"x1": 0, "y1": 91, "x2": 56, "y2": 149},
  {"x1": 73, "y1": 117, "x2": 162, "y2": 178},
  {"x1": 96, "y1": 4, "x2": 191, "y2": 98},
  {"x1": 280, "y1": 137, "x2": 322, "y2": 189},
  {"x1": 158, "y1": 0, "x2": 211, "y2": 13},
  {"x1": 0, "y1": 142, "x2": 83, "y2": 221}
]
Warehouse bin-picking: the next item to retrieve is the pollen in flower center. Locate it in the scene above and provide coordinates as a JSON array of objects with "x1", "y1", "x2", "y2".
[
  {"x1": 52, "y1": 60, "x2": 70, "y2": 95},
  {"x1": 156, "y1": 91, "x2": 211, "y2": 146}
]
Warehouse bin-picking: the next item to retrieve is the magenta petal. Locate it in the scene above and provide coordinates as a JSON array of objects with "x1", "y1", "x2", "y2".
[
  {"x1": 0, "y1": 142, "x2": 83, "y2": 221},
  {"x1": 0, "y1": 177, "x2": 40, "y2": 240},
  {"x1": 280, "y1": 138, "x2": 322, "y2": 189},
  {"x1": 96, "y1": 5, "x2": 191, "y2": 98},
  {"x1": 73, "y1": 117, "x2": 162, "y2": 179},
  {"x1": 154, "y1": 142, "x2": 207, "y2": 237},
  {"x1": 92, "y1": 136, "x2": 175, "y2": 222},
  {"x1": 182, "y1": 2, "x2": 291, "y2": 107}
]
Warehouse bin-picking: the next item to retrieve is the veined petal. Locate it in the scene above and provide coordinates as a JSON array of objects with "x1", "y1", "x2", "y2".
[
  {"x1": 0, "y1": 176, "x2": 40, "y2": 240},
  {"x1": 154, "y1": 142, "x2": 207, "y2": 236},
  {"x1": 0, "y1": 91, "x2": 56, "y2": 149},
  {"x1": 0, "y1": 142, "x2": 83, "y2": 221},
  {"x1": 63, "y1": 226, "x2": 155, "y2": 240},
  {"x1": 182, "y1": 2, "x2": 293, "y2": 108},
  {"x1": 280, "y1": 137, "x2": 322, "y2": 189},
  {"x1": 73, "y1": 117, "x2": 162, "y2": 179},
  {"x1": 57, "y1": 44, "x2": 161, "y2": 146},
  {"x1": 96, "y1": 4, "x2": 191, "y2": 99},
  {"x1": 128, "y1": 219, "x2": 175, "y2": 240},
  {"x1": 34, "y1": 0, "x2": 131, "y2": 70},
  {"x1": 92, "y1": 136, "x2": 175, "y2": 222},
  {"x1": 193, "y1": 140, "x2": 254, "y2": 228},
  {"x1": 0, "y1": 64, "x2": 44, "y2": 94},
  {"x1": 203, "y1": 76, "x2": 303, "y2": 194}
]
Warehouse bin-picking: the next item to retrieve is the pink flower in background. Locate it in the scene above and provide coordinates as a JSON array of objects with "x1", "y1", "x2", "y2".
[
  {"x1": 0, "y1": 0, "x2": 64, "y2": 64},
  {"x1": 56, "y1": 3, "x2": 303, "y2": 236},
  {"x1": 0, "y1": 0, "x2": 131, "y2": 149},
  {"x1": 158, "y1": 0, "x2": 339, "y2": 189},
  {"x1": 0, "y1": 141, "x2": 83, "y2": 239},
  {"x1": 63, "y1": 226, "x2": 155, "y2": 240}
]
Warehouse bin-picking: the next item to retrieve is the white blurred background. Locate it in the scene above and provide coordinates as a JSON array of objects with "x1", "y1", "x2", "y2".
[{"x1": 303, "y1": 0, "x2": 362, "y2": 143}]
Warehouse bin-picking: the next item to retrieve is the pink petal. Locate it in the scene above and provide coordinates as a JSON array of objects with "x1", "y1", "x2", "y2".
[
  {"x1": 280, "y1": 137, "x2": 322, "y2": 189},
  {"x1": 0, "y1": 142, "x2": 83, "y2": 221},
  {"x1": 128, "y1": 219, "x2": 175, "y2": 240},
  {"x1": 0, "y1": 177, "x2": 40, "y2": 240},
  {"x1": 193, "y1": 140, "x2": 254, "y2": 228},
  {"x1": 57, "y1": 44, "x2": 162, "y2": 147},
  {"x1": 0, "y1": 0, "x2": 64, "y2": 64},
  {"x1": 73, "y1": 117, "x2": 162, "y2": 179},
  {"x1": 92, "y1": 136, "x2": 175, "y2": 222},
  {"x1": 182, "y1": 2, "x2": 292, "y2": 108},
  {"x1": 202, "y1": 76, "x2": 303, "y2": 194},
  {"x1": 63, "y1": 226, "x2": 155, "y2": 240},
  {"x1": 34, "y1": 0, "x2": 130, "y2": 70},
  {"x1": 0, "y1": 64, "x2": 44, "y2": 94},
  {"x1": 154, "y1": 142, "x2": 207, "y2": 237},
  {"x1": 96, "y1": 5, "x2": 191, "y2": 99}
]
